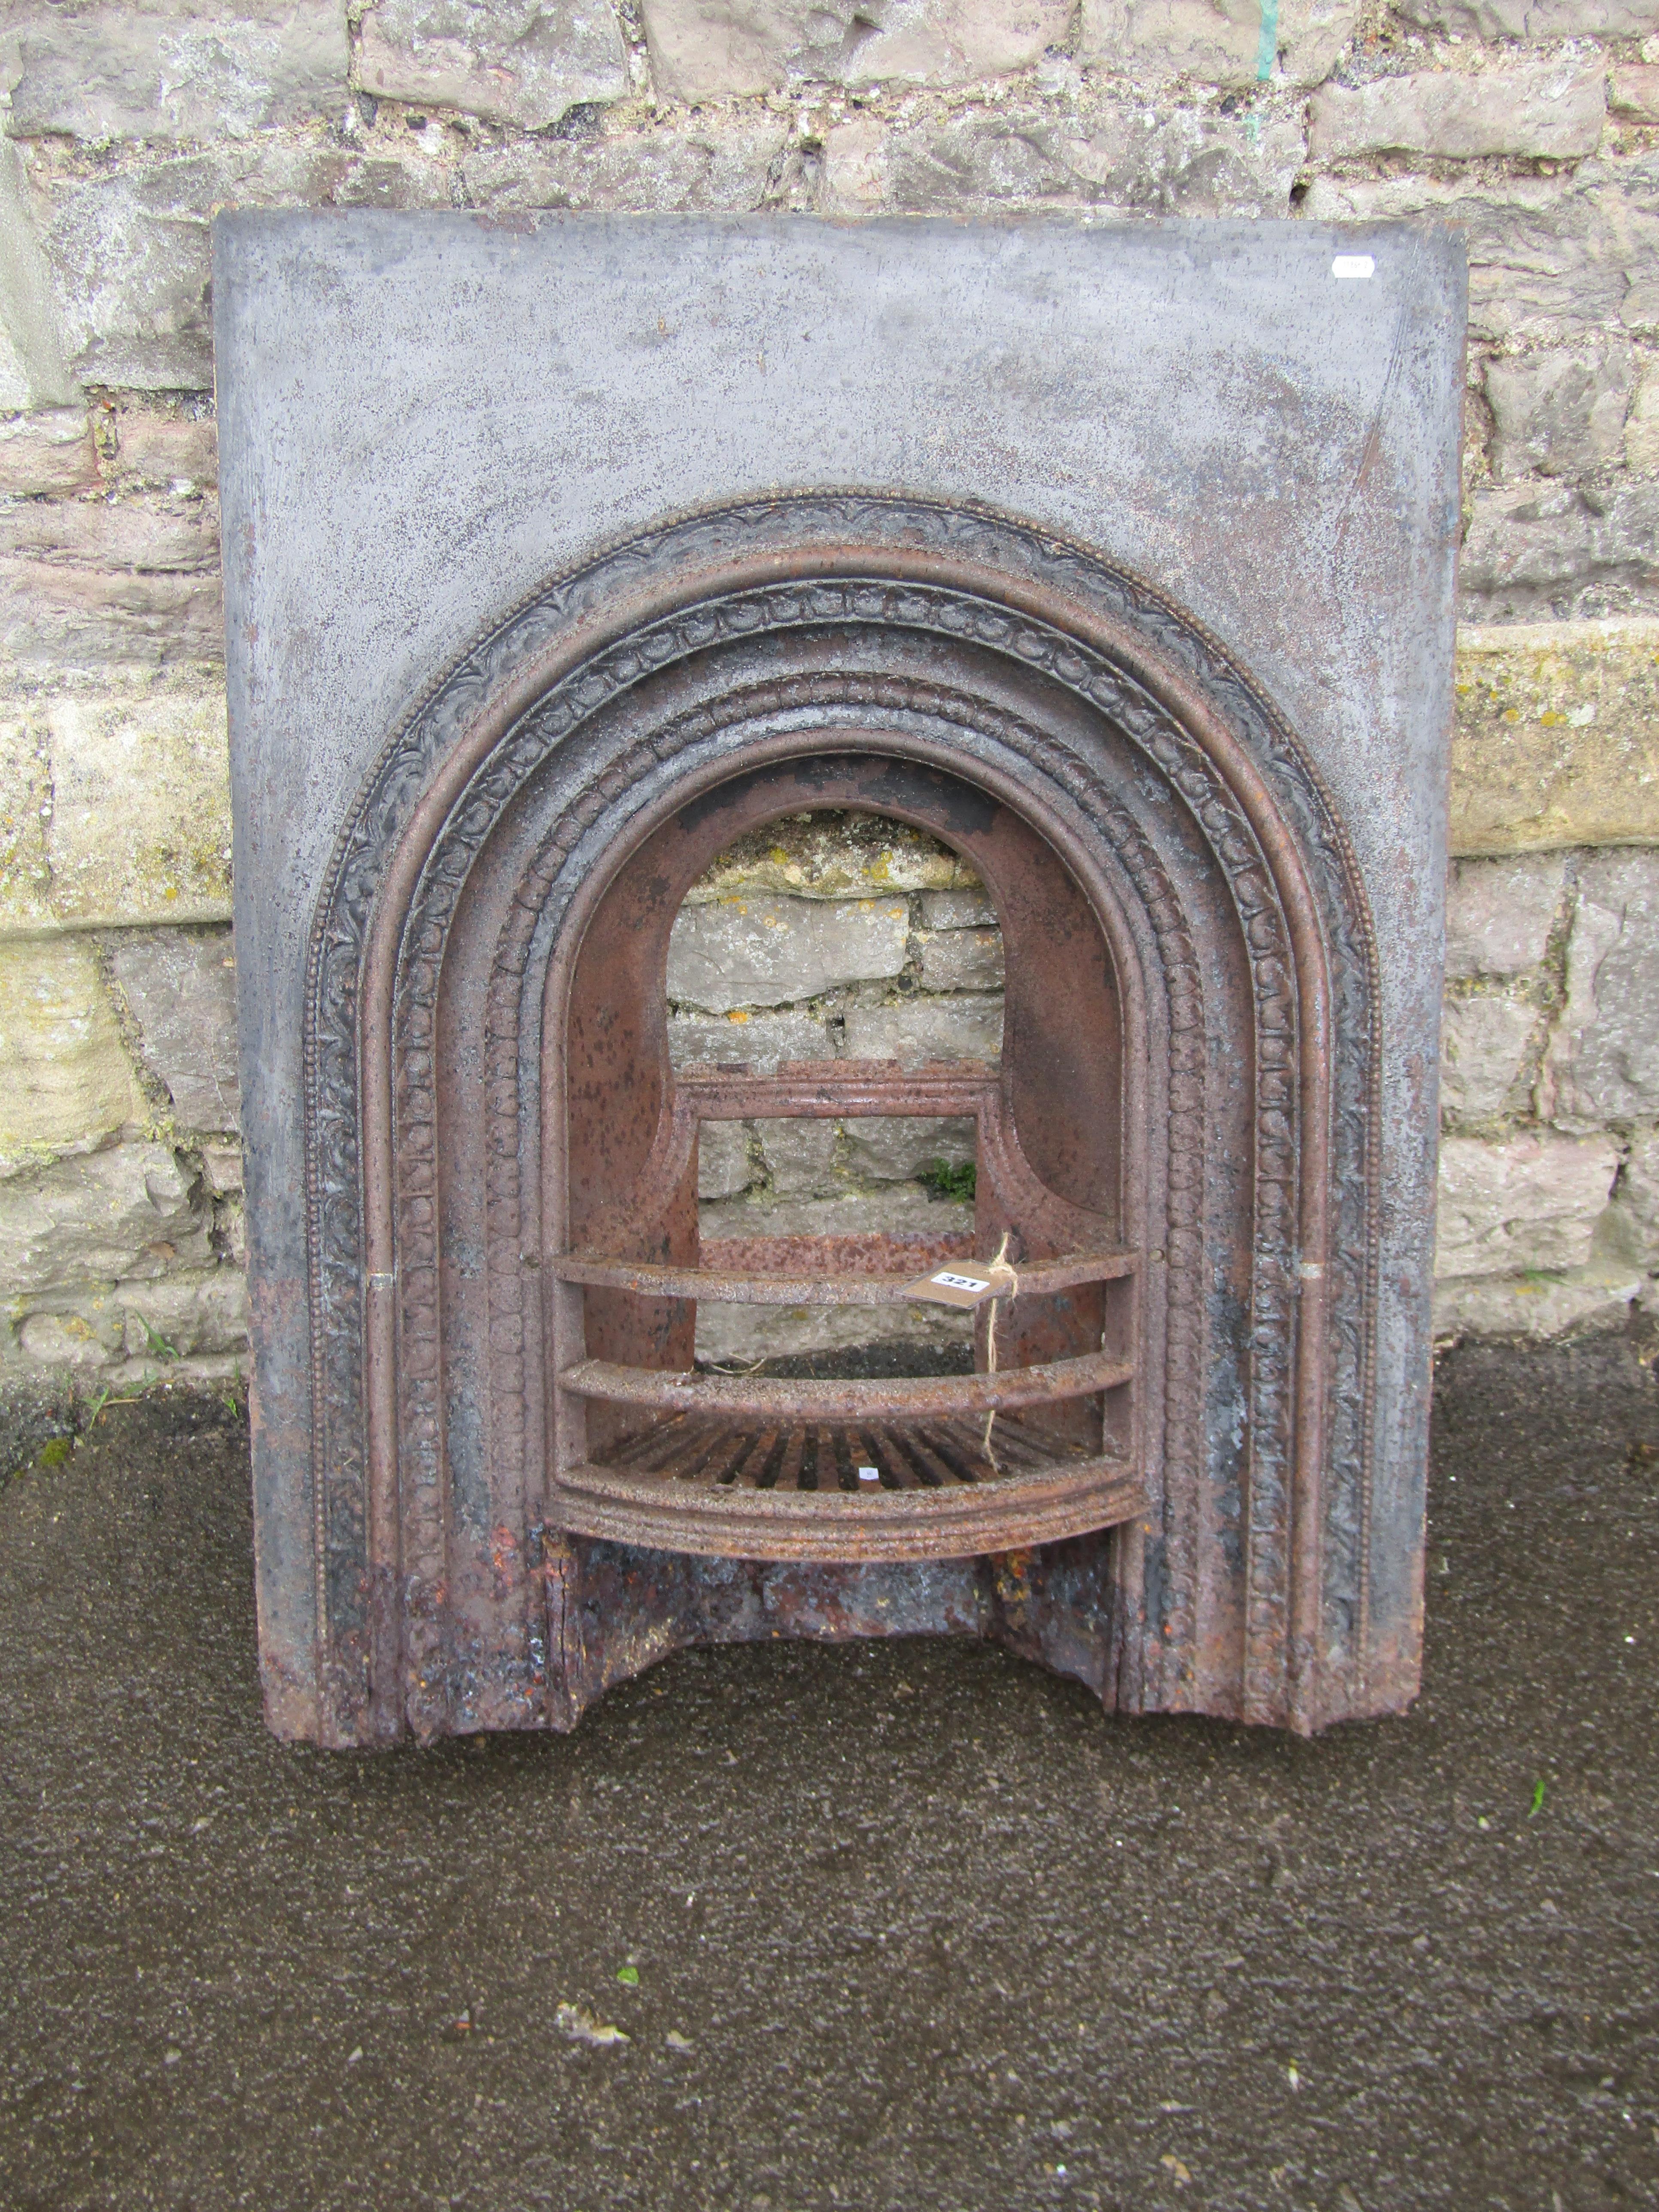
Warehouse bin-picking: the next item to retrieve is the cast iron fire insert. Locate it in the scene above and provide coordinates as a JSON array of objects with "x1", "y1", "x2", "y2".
[{"x1": 216, "y1": 214, "x2": 1465, "y2": 1746}]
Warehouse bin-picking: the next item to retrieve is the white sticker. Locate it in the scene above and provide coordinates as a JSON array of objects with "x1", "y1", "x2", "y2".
[
  {"x1": 1331, "y1": 255, "x2": 1375, "y2": 281},
  {"x1": 857, "y1": 1466, "x2": 881, "y2": 1483},
  {"x1": 933, "y1": 1272, "x2": 991, "y2": 1293}
]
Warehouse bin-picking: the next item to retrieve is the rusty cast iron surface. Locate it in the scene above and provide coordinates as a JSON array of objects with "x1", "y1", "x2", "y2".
[{"x1": 216, "y1": 216, "x2": 1465, "y2": 1745}]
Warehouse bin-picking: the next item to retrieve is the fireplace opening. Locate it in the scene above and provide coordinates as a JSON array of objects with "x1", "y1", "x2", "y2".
[
  {"x1": 669, "y1": 808, "x2": 997, "y2": 1383},
  {"x1": 550, "y1": 762, "x2": 1146, "y2": 1565}
]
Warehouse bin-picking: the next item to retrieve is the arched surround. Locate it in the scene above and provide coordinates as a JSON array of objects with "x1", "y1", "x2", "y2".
[{"x1": 304, "y1": 496, "x2": 1379, "y2": 1748}]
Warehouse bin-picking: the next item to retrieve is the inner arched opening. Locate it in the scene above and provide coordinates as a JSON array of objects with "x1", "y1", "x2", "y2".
[{"x1": 666, "y1": 807, "x2": 1001, "y2": 1380}]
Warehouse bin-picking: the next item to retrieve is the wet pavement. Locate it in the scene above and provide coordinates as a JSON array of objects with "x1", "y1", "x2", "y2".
[{"x1": 1, "y1": 1330, "x2": 1656, "y2": 2212}]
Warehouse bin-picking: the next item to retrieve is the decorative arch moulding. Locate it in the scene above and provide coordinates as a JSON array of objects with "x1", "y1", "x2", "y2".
[{"x1": 215, "y1": 213, "x2": 1465, "y2": 1748}]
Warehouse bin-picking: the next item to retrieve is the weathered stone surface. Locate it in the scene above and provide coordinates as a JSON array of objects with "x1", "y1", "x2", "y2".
[
  {"x1": 1613, "y1": 1124, "x2": 1659, "y2": 1265},
  {"x1": 1450, "y1": 620, "x2": 1659, "y2": 854},
  {"x1": 1610, "y1": 64, "x2": 1659, "y2": 125},
  {"x1": 825, "y1": 98, "x2": 1305, "y2": 217},
  {"x1": 754, "y1": 1117, "x2": 840, "y2": 1196},
  {"x1": 115, "y1": 1264, "x2": 247, "y2": 1360},
  {"x1": 1078, "y1": 0, "x2": 1361, "y2": 90},
  {"x1": 1440, "y1": 993, "x2": 1539, "y2": 1124},
  {"x1": 0, "y1": 1139, "x2": 204, "y2": 1297},
  {"x1": 1434, "y1": 1130, "x2": 1619, "y2": 1278},
  {"x1": 915, "y1": 925, "x2": 1005, "y2": 993},
  {"x1": 462, "y1": 117, "x2": 790, "y2": 212},
  {"x1": 106, "y1": 412, "x2": 218, "y2": 492},
  {"x1": 841, "y1": 1114, "x2": 976, "y2": 1183},
  {"x1": 695, "y1": 1183, "x2": 976, "y2": 1357},
  {"x1": 1461, "y1": 481, "x2": 1659, "y2": 624},
  {"x1": 0, "y1": 938, "x2": 141, "y2": 1158},
  {"x1": 0, "y1": 483, "x2": 223, "y2": 667},
  {"x1": 1544, "y1": 849, "x2": 1659, "y2": 1126},
  {"x1": 667, "y1": 893, "x2": 910, "y2": 1012},
  {"x1": 1445, "y1": 853, "x2": 1565, "y2": 978},
  {"x1": 0, "y1": 143, "x2": 79, "y2": 410},
  {"x1": 1627, "y1": 363, "x2": 1659, "y2": 476},
  {"x1": 638, "y1": 0, "x2": 1069, "y2": 102},
  {"x1": 918, "y1": 888, "x2": 997, "y2": 929},
  {"x1": 1400, "y1": 0, "x2": 1659, "y2": 36},
  {"x1": 683, "y1": 811, "x2": 974, "y2": 903},
  {"x1": 1431, "y1": 1262, "x2": 1643, "y2": 1342},
  {"x1": 0, "y1": 704, "x2": 53, "y2": 933},
  {"x1": 107, "y1": 926, "x2": 239, "y2": 1133},
  {"x1": 4, "y1": 3, "x2": 350, "y2": 143},
  {"x1": 667, "y1": 1006, "x2": 831, "y2": 1070},
  {"x1": 38, "y1": 684, "x2": 234, "y2": 926},
  {"x1": 357, "y1": 0, "x2": 626, "y2": 128},
  {"x1": 696, "y1": 1119, "x2": 753, "y2": 1200},
  {"x1": 1301, "y1": 158, "x2": 1659, "y2": 350},
  {"x1": 198, "y1": 1136, "x2": 242, "y2": 1198},
  {"x1": 842, "y1": 994, "x2": 1003, "y2": 1066},
  {"x1": 1310, "y1": 60, "x2": 1604, "y2": 163},
  {"x1": 1486, "y1": 343, "x2": 1633, "y2": 482},
  {"x1": 30, "y1": 142, "x2": 454, "y2": 391},
  {"x1": 0, "y1": 408, "x2": 96, "y2": 497}
]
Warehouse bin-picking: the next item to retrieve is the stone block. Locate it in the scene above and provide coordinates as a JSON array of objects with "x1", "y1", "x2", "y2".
[
  {"x1": 696, "y1": 1119, "x2": 753, "y2": 1200},
  {"x1": 1400, "y1": 0, "x2": 1659, "y2": 35},
  {"x1": 4, "y1": 2, "x2": 349, "y2": 142},
  {"x1": 1077, "y1": 0, "x2": 1361, "y2": 90},
  {"x1": 1310, "y1": 60, "x2": 1604, "y2": 163},
  {"x1": 683, "y1": 811, "x2": 975, "y2": 904},
  {"x1": 461, "y1": 117, "x2": 791, "y2": 213},
  {"x1": 0, "y1": 141, "x2": 79, "y2": 410},
  {"x1": 694, "y1": 1183, "x2": 978, "y2": 1360},
  {"x1": 916, "y1": 926, "x2": 1005, "y2": 993},
  {"x1": 1544, "y1": 849, "x2": 1659, "y2": 1126},
  {"x1": 1445, "y1": 854, "x2": 1566, "y2": 978},
  {"x1": 667, "y1": 893, "x2": 910, "y2": 1012},
  {"x1": 106, "y1": 412, "x2": 218, "y2": 492},
  {"x1": 668, "y1": 1006, "x2": 831, "y2": 1070},
  {"x1": 0, "y1": 702, "x2": 54, "y2": 934},
  {"x1": 1613, "y1": 1124, "x2": 1659, "y2": 1266},
  {"x1": 841, "y1": 1114, "x2": 976, "y2": 1182},
  {"x1": 40, "y1": 683, "x2": 234, "y2": 925},
  {"x1": 0, "y1": 938, "x2": 141, "y2": 1158},
  {"x1": 0, "y1": 407, "x2": 96, "y2": 496},
  {"x1": 1434, "y1": 1130, "x2": 1618, "y2": 1279},
  {"x1": 1627, "y1": 364, "x2": 1659, "y2": 476},
  {"x1": 755, "y1": 1117, "x2": 840, "y2": 1196},
  {"x1": 107, "y1": 925, "x2": 239, "y2": 1133},
  {"x1": 1486, "y1": 343, "x2": 1633, "y2": 482},
  {"x1": 198, "y1": 1136, "x2": 243, "y2": 1198},
  {"x1": 1610, "y1": 64, "x2": 1659, "y2": 125},
  {"x1": 918, "y1": 888, "x2": 997, "y2": 929},
  {"x1": 842, "y1": 993, "x2": 1004, "y2": 1066},
  {"x1": 0, "y1": 489, "x2": 223, "y2": 668},
  {"x1": 356, "y1": 0, "x2": 626, "y2": 129},
  {"x1": 1431, "y1": 1263, "x2": 1643, "y2": 1342},
  {"x1": 0, "y1": 1139, "x2": 205, "y2": 1297},
  {"x1": 1440, "y1": 993, "x2": 1539, "y2": 1125},
  {"x1": 117, "y1": 1264, "x2": 248, "y2": 1361},
  {"x1": 34, "y1": 141, "x2": 455, "y2": 392},
  {"x1": 825, "y1": 98, "x2": 1306, "y2": 217},
  {"x1": 1450, "y1": 620, "x2": 1659, "y2": 854},
  {"x1": 1460, "y1": 481, "x2": 1659, "y2": 624},
  {"x1": 638, "y1": 0, "x2": 1070, "y2": 101},
  {"x1": 1300, "y1": 160, "x2": 1659, "y2": 350}
]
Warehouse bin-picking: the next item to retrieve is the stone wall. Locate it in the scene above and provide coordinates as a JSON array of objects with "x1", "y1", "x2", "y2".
[{"x1": 4, "y1": 0, "x2": 1659, "y2": 1421}]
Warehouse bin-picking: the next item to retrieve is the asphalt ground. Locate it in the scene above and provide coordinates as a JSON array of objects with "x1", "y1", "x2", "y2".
[{"x1": 1, "y1": 1328, "x2": 1656, "y2": 2212}]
